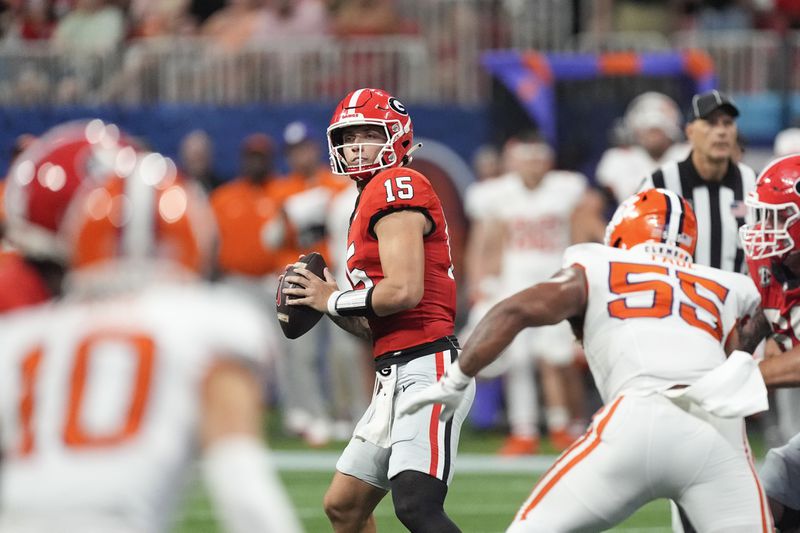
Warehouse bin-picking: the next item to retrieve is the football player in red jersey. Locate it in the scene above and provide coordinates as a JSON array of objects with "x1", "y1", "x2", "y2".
[
  {"x1": 283, "y1": 88, "x2": 475, "y2": 533},
  {"x1": 739, "y1": 154, "x2": 800, "y2": 531},
  {"x1": 0, "y1": 120, "x2": 136, "y2": 313}
]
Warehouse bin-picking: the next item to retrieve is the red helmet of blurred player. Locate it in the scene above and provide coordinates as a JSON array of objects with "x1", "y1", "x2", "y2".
[
  {"x1": 605, "y1": 188, "x2": 698, "y2": 262},
  {"x1": 740, "y1": 154, "x2": 800, "y2": 260},
  {"x1": 327, "y1": 88, "x2": 415, "y2": 181},
  {"x1": 4, "y1": 119, "x2": 138, "y2": 261},
  {"x1": 63, "y1": 152, "x2": 216, "y2": 282}
]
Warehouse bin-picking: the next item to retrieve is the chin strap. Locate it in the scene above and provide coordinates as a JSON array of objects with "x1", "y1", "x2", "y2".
[{"x1": 404, "y1": 142, "x2": 423, "y2": 164}]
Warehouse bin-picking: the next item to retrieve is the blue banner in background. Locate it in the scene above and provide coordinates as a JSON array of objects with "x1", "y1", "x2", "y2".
[
  {"x1": 482, "y1": 50, "x2": 717, "y2": 148},
  {"x1": 0, "y1": 104, "x2": 489, "y2": 182}
]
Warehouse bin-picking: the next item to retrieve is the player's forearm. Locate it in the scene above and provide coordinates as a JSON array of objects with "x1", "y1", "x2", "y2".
[
  {"x1": 458, "y1": 301, "x2": 530, "y2": 376},
  {"x1": 325, "y1": 277, "x2": 421, "y2": 321},
  {"x1": 458, "y1": 276, "x2": 584, "y2": 376},
  {"x1": 329, "y1": 314, "x2": 372, "y2": 341},
  {"x1": 735, "y1": 311, "x2": 771, "y2": 354},
  {"x1": 371, "y1": 277, "x2": 423, "y2": 316},
  {"x1": 760, "y1": 347, "x2": 800, "y2": 388}
]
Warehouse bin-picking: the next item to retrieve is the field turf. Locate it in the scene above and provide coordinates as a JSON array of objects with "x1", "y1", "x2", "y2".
[{"x1": 172, "y1": 421, "x2": 693, "y2": 532}]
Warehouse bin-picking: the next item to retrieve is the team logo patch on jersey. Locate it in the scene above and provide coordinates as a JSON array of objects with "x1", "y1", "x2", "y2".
[{"x1": 759, "y1": 265, "x2": 772, "y2": 287}]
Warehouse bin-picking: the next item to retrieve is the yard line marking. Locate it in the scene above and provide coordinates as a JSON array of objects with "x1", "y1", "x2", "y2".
[{"x1": 272, "y1": 451, "x2": 562, "y2": 473}]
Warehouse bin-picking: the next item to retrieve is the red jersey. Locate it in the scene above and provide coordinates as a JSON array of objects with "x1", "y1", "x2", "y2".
[
  {"x1": 746, "y1": 255, "x2": 800, "y2": 349},
  {"x1": 0, "y1": 251, "x2": 51, "y2": 313},
  {"x1": 346, "y1": 168, "x2": 456, "y2": 357}
]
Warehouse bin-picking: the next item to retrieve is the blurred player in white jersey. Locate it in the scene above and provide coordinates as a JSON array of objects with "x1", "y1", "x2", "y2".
[
  {"x1": 0, "y1": 152, "x2": 301, "y2": 533},
  {"x1": 463, "y1": 139, "x2": 518, "y2": 309},
  {"x1": 473, "y1": 137, "x2": 604, "y2": 454},
  {"x1": 596, "y1": 92, "x2": 690, "y2": 204},
  {"x1": 403, "y1": 188, "x2": 772, "y2": 532}
]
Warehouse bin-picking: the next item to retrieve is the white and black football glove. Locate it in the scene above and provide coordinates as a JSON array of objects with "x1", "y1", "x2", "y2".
[{"x1": 398, "y1": 360, "x2": 474, "y2": 422}]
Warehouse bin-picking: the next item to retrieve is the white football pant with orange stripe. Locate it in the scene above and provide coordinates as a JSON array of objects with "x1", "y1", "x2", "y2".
[{"x1": 507, "y1": 394, "x2": 771, "y2": 533}]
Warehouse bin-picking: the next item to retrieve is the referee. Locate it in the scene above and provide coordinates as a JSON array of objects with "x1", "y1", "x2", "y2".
[{"x1": 640, "y1": 89, "x2": 756, "y2": 273}]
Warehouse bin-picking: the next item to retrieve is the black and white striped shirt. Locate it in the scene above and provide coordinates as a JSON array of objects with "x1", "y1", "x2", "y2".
[{"x1": 641, "y1": 155, "x2": 756, "y2": 273}]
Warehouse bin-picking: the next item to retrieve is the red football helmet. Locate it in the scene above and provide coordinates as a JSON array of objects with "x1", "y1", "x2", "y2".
[
  {"x1": 740, "y1": 154, "x2": 800, "y2": 260},
  {"x1": 4, "y1": 119, "x2": 138, "y2": 261},
  {"x1": 605, "y1": 188, "x2": 698, "y2": 261},
  {"x1": 63, "y1": 152, "x2": 216, "y2": 281},
  {"x1": 327, "y1": 88, "x2": 414, "y2": 181}
]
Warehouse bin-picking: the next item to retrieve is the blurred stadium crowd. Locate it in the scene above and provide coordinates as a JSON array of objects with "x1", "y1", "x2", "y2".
[
  {"x1": 2, "y1": 0, "x2": 800, "y2": 46},
  {"x1": 2, "y1": 0, "x2": 800, "y2": 106}
]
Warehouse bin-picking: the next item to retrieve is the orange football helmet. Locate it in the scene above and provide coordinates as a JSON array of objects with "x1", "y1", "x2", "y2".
[
  {"x1": 604, "y1": 188, "x2": 697, "y2": 261},
  {"x1": 63, "y1": 152, "x2": 216, "y2": 280},
  {"x1": 327, "y1": 88, "x2": 415, "y2": 181},
  {"x1": 4, "y1": 120, "x2": 138, "y2": 261}
]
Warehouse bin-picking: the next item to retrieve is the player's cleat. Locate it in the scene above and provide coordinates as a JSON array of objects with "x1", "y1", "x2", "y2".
[
  {"x1": 498, "y1": 435, "x2": 539, "y2": 456},
  {"x1": 549, "y1": 429, "x2": 578, "y2": 452}
]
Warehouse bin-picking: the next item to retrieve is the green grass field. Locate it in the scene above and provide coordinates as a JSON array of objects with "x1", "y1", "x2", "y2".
[
  {"x1": 175, "y1": 467, "x2": 673, "y2": 533},
  {"x1": 172, "y1": 422, "x2": 689, "y2": 532},
  {"x1": 173, "y1": 417, "x2": 770, "y2": 532}
]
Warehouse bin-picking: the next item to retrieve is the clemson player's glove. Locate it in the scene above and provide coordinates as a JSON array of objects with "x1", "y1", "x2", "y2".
[{"x1": 398, "y1": 360, "x2": 474, "y2": 422}]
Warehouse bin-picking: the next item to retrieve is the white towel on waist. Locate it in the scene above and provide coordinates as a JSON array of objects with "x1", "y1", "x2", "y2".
[
  {"x1": 355, "y1": 366, "x2": 397, "y2": 448},
  {"x1": 662, "y1": 350, "x2": 768, "y2": 418}
]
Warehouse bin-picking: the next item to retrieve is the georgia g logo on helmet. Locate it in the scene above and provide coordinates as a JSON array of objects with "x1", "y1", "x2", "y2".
[
  {"x1": 387, "y1": 97, "x2": 408, "y2": 116},
  {"x1": 327, "y1": 88, "x2": 415, "y2": 182}
]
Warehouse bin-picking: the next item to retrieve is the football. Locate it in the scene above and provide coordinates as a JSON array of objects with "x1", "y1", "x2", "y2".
[{"x1": 276, "y1": 252, "x2": 327, "y2": 339}]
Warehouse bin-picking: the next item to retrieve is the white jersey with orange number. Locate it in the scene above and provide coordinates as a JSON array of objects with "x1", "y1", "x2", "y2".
[
  {"x1": 563, "y1": 243, "x2": 760, "y2": 403},
  {"x1": 0, "y1": 282, "x2": 271, "y2": 533},
  {"x1": 505, "y1": 243, "x2": 770, "y2": 533},
  {"x1": 495, "y1": 171, "x2": 587, "y2": 294}
]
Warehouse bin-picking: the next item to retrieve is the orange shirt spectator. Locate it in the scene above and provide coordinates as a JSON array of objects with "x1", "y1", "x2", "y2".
[
  {"x1": 273, "y1": 120, "x2": 349, "y2": 268},
  {"x1": 210, "y1": 133, "x2": 285, "y2": 276}
]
